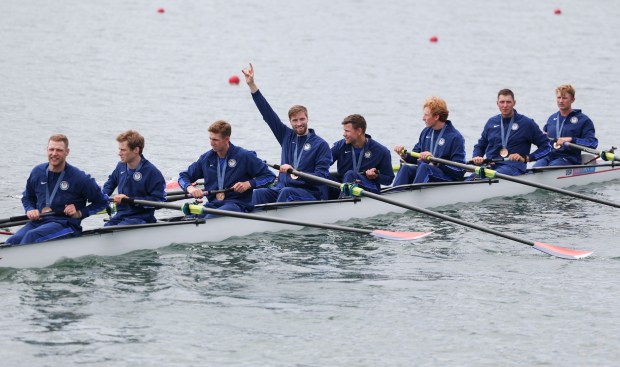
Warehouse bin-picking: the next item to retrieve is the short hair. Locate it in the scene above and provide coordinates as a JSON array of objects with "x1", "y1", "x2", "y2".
[
  {"x1": 341, "y1": 114, "x2": 367, "y2": 133},
  {"x1": 497, "y1": 89, "x2": 515, "y2": 100},
  {"x1": 556, "y1": 84, "x2": 575, "y2": 98},
  {"x1": 48, "y1": 134, "x2": 69, "y2": 149},
  {"x1": 424, "y1": 97, "x2": 449, "y2": 122},
  {"x1": 116, "y1": 130, "x2": 145, "y2": 154},
  {"x1": 208, "y1": 120, "x2": 232, "y2": 138},
  {"x1": 288, "y1": 105, "x2": 308, "y2": 120}
]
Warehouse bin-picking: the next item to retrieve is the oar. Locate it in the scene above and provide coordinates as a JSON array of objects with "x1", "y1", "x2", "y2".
[
  {"x1": 0, "y1": 210, "x2": 66, "y2": 225},
  {"x1": 119, "y1": 198, "x2": 431, "y2": 241},
  {"x1": 466, "y1": 157, "x2": 505, "y2": 165},
  {"x1": 166, "y1": 185, "x2": 206, "y2": 196},
  {"x1": 404, "y1": 150, "x2": 620, "y2": 209},
  {"x1": 551, "y1": 138, "x2": 620, "y2": 162},
  {"x1": 266, "y1": 163, "x2": 592, "y2": 260},
  {"x1": 165, "y1": 188, "x2": 233, "y2": 202},
  {"x1": 0, "y1": 230, "x2": 13, "y2": 235}
]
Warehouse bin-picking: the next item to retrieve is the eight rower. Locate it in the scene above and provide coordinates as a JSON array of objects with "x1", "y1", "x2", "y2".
[
  {"x1": 469, "y1": 89, "x2": 551, "y2": 178},
  {"x1": 534, "y1": 84, "x2": 598, "y2": 167},
  {"x1": 393, "y1": 97, "x2": 466, "y2": 186},
  {"x1": 102, "y1": 130, "x2": 166, "y2": 226},
  {"x1": 242, "y1": 63, "x2": 332, "y2": 204},
  {"x1": 178, "y1": 120, "x2": 275, "y2": 218},
  {"x1": 5, "y1": 134, "x2": 108, "y2": 245},
  {"x1": 329, "y1": 114, "x2": 394, "y2": 197}
]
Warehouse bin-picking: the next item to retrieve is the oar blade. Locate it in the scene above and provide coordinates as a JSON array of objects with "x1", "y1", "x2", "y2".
[
  {"x1": 371, "y1": 230, "x2": 433, "y2": 241},
  {"x1": 533, "y1": 242, "x2": 593, "y2": 260}
]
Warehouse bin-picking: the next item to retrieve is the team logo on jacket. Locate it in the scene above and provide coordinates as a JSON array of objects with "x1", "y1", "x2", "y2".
[
  {"x1": 228, "y1": 159, "x2": 237, "y2": 167},
  {"x1": 364, "y1": 151, "x2": 372, "y2": 158},
  {"x1": 438, "y1": 138, "x2": 445, "y2": 146},
  {"x1": 60, "y1": 181, "x2": 69, "y2": 190},
  {"x1": 570, "y1": 116, "x2": 578, "y2": 123},
  {"x1": 303, "y1": 143, "x2": 311, "y2": 151},
  {"x1": 511, "y1": 123, "x2": 519, "y2": 131},
  {"x1": 133, "y1": 172, "x2": 142, "y2": 181}
]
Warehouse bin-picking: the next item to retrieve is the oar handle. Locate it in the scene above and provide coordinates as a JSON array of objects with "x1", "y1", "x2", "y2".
[
  {"x1": 165, "y1": 188, "x2": 233, "y2": 202},
  {"x1": 466, "y1": 158, "x2": 505, "y2": 165},
  {"x1": 0, "y1": 209, "x2": 66, "y2": 225},
  {"x1": 549, "y1": 138, "x2": 619, "y2": 162}
]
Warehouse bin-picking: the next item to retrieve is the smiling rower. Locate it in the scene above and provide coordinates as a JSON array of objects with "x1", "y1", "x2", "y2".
[
  {"x1": 329, "y1": 114, "x2": 394, "y2": 197},
  {"x1": 242, "y1": 63, "x2": 332, "y2": 204},
  {"x1": 5, "y1": 134, "x2": 108, "y2": 245}
]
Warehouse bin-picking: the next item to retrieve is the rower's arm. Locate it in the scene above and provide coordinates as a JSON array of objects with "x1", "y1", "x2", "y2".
[{"x1": 251, "y1": 90, "x2": 289, "y2": 146}]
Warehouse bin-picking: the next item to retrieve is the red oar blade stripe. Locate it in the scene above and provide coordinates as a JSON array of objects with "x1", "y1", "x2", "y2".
[
  {"x1": 533, "y1": 242, "x2": 593, "y2": 260},
  {"x1": 371, "y1": 230, "x2": 433, "y2": 241}
]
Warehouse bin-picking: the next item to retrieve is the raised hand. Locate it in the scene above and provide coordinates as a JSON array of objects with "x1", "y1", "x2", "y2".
[{"x1": 241, "y1": 63, "x2": 258, "y2": 93}]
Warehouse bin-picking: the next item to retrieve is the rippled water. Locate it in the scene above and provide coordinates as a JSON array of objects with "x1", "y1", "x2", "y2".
[{"x1": 1, "y1": 0, "x2": 620, "y2": 365}]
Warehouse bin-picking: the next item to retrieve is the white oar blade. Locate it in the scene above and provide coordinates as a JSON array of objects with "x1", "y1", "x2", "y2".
[
  {"x1": 371, "y1": 230, "x2": 433, "y2": 241},
  {"x1": 533, "y1": 242, "x2": 593, "y2": 260}
]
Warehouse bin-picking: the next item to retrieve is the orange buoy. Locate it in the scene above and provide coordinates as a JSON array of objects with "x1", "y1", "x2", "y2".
[
  {"x1": 229, "y1": 75, "x2": 240, "y2": 85},
  {"x1": 429, "y1": 35, "x2": 438, "y2": 43},
  {"x1": 157, "y1": 8, "x2": 165, "y2": 13},
  {"x1": 554, "y1": 8, "x2": 561, "y2": 15}
]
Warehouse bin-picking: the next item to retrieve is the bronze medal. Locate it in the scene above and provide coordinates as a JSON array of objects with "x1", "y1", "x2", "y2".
[
  {"x1": 42, "y1": 207, "x2": 52, "y2": 213},
  {"x1": 290, "y1": 174, "x2": 298, "y2": 180},
  {"x1": 499, "y1": 147, "x2": 509, "y2": 158},
  {"x1": 553, "y1": 142, "x2": 562, "y2": 149},
  {"x1": 216, "y1": 192, "x2": 225, "y2": 200}
]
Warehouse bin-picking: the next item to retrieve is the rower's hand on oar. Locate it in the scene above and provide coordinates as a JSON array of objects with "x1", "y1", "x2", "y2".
[
  {"x1": 27, "y1": 209, "x2": 41, "y2": 221},
  {"x1": 364, "y1": 168, "x2": 378, "y2": 180},
  {"x1": 419, "y1": 151, "x2": 433, "y2": 162},
  {"x1": 186, "y1": 186, "x2": 205, "y2": 199},
  {"x1": 232, "y1": 181, "x2": 251, "y2": 193},
  {"x1": 279, "y1": 164, "x2": 293, "y2": 173},
  {"x1": 111, "y1": 194, "x2": 129, "y2": 205},
  {"x1": 471, "y1": 156, "x2": 485, "y2": 166},
  {"x1": 556, "y1": 137, "x2": 572, "y2": 145},
  {"x1": 394, "y1": 145, "x2": 406, "y2": 157},
  {"x1": 508, "y1": 153, "x2": 527, "y2": 163},
  {"x1": 64, "y1": 204, "x2": 82, "y2": 219}
]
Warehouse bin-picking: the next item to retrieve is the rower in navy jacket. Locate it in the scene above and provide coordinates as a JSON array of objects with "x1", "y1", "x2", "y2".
[
  {"x1": 393, "y1": 96, "x2": 466, "y2": 185},
  {"x1": 103, "y1": 130, "x2": 166, "y2": 226},
  {"x1": 330, "y1": 114, "x2": 394, "y2": 197},
  {"x1": 178, "y1": 120, "x2": 275, "y2": 218},
  {"x1": 470, "y1": 89, "x2": 551, "y2": 177},
  {"x1": 242, "y1": 63, "x2": 332, "y2": 203},
  {"x1": 5, "y1": 134, "x2": 108, "y2": 245},
  {"x1": 534, "y1": 84, "x2": 597, "y2": 166}
]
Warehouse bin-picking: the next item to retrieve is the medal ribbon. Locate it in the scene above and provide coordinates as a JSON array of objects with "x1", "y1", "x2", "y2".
[
  {"x1": 555, "y1": 112, "x2": 567, "y2": 138},
  {"x1": 430, "y1": 125, "x2": 447, "y2": 156},
  {"x1": 293, "y1": 136, "x2": 306, "y2": 169},
  {"x1": 351, "y1": 138, "x2": 367, "y2": 173},
  {"x1": 500, "y1": 115, "x2": 515, "y2": 149},
  {"x1": 217, "y1": 156, "x2": 228, "y2": 190},
  {"x1": 45, "y1": 166, "x2": 65, "y2": 209}
]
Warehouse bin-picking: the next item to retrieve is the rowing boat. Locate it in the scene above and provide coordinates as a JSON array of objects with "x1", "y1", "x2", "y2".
[{"x1": 1, "y1": 160, "x2": 619, "y2": 268}]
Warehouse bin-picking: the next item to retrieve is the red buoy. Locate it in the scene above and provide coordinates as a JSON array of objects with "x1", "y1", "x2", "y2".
[
  {"x1": 157, "y1": 8, "x2": 165, "y2": 13},
  {"x1": 229, "y1": 75, "x2": 240, "y2": 85},
  {"x1": 429, "y1": 35, "x2": 438, "y2": 43},
  {"x1": 554, "y1": 8, "x2": 561, "y2": 15}
]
